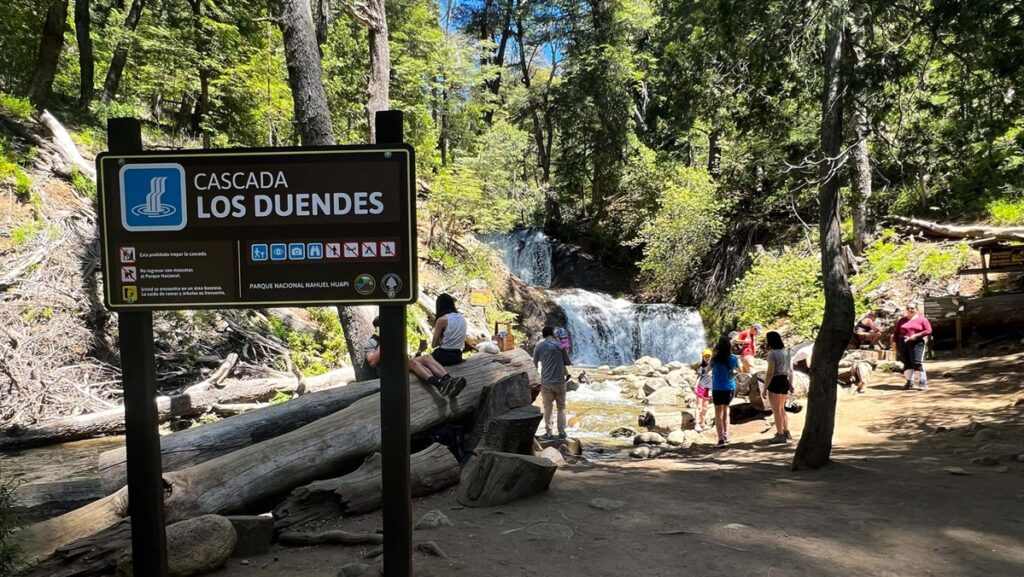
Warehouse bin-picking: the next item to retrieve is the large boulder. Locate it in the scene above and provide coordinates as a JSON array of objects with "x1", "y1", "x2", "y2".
[
  {"x1": 643, "y1": 386, "x2": 681, "y2": 406},
  {"x1": 118, "y1": 515, "x2": 236, "y2": 577},
  {"x1": 642, "y1": 377, "x2": 671, "y2": 396},
  {"x1": 633, "y1": 432, "x2": 666, "y2": 445},
  {"x1": 635, "y1": 356, "x2": 664, "y2": 370}
]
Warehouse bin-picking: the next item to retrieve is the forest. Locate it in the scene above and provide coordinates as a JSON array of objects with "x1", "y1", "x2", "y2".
[{"x1": 1, "y1": 0, "x2": 1022, "y2": 316}]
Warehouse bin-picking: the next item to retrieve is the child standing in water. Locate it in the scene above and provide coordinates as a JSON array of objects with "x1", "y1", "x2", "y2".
[
  {"x1": 711, "y1": 336, "x2": 740, "y2": 445},
  {"x1": 695, "y1": 348, "x2": 713, "y2": 431}
]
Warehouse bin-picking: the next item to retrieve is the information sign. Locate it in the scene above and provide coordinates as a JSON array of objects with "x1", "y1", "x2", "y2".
[
  {"x1": 987, "y1": 246, "x2": 1024, "y2": 270},
  {"x1": 97, "y1": 146, "x2": 416, "y2": 310},
  {"x1": 469, "y1": 289, "x2": 494, "y2": 307}
]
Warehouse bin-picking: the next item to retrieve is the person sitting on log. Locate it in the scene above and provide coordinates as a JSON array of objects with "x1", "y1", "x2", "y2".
[
  {"x1": 534, "y1": 325, "x2": 573, "y2": 440},
  {"x1": 365, "y1": 316, "x2": 466, "y2": 398},
  {"x1": 430, "y1": 293, "x2": 468, "y2": 367},
  {"x1": 853, "y1": 310, "x2": 883, "y2": 349}
]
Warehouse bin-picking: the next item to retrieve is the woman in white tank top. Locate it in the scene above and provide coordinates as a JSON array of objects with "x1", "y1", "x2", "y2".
[{"x1": 431, "y1": 293, "x2": 467, "y2": 366}]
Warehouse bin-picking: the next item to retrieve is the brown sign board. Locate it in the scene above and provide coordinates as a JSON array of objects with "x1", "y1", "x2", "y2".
[
  {"x1": 97, "y1": 146, "x2": 416, "y2": 311},
  {"x1": 987, "y1": 246, "x2": 1024, "y2": 270}
]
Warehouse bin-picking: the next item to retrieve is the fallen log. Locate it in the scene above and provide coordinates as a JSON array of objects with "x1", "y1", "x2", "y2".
[
  {"x1": 19, "y1": 349, "x2": 538, "y2": 566},
  {"x1": 272, "y1": 443, "x2": 459, "y2": 530},
  {"x1": 97, "y1": 377, "x2": 381, "y2": 493},
  {"x1": 0, "y1": 366, "x2": 350, "y2": 451},
  {"x1": 38, "y1": 109, "x2": 96, "y2": 180},
  {"x1": 278, "y1": 530, "x2": 383, "y2": 546},
  {"x1": 888, "y1": 215, "x2": 1024, "y2": 242}
]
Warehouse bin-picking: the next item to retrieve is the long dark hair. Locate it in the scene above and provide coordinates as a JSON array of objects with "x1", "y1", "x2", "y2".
[
  {"x1": 436, "y1": 293, "x2": 458, "y2": 317},
  {"x1": 712, "y1": 336, "x2": 732, "y2": 366},
  {"x1": 766, "y1": 330, "x2": 785, "y2": 350}
]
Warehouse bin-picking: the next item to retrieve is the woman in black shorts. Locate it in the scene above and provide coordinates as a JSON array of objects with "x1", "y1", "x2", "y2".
[
  {"x1": 431, "y1": 293, "x2": 467, "y2": 367},
  {"x1": 764, "y1": 331, "x2": 793, "y2": 443}
]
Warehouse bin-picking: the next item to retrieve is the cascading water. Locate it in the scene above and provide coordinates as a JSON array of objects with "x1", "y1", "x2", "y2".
[
  {"x1": 483, "y1": 228, "x2": 553, "y2": 288},
  {"x1": 553, "y1": 289, "x2": 705, "y2": 367}
]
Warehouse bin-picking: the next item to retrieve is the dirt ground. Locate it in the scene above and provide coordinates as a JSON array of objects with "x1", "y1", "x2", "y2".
[{"x1": 217, "y1": 351, "x2": 1024, "y2": 577}]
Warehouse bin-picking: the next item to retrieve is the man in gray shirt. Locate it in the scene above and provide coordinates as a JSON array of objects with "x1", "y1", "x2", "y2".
[{"x1": 533, "y1": 326, "x2": 572, "y2": 440}]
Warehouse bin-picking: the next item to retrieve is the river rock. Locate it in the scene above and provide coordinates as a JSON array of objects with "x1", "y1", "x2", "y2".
[
  {"x1": 118, "y1": 515, "x2": 236, "y2": 577},
  {"x1": 589, "y1": 498, "x2": 625, "y2": 511},
  {"x1": 973, "y1": 429, "x2": 1000, "y2": 443},
  {"x1": 679, "y1": 409, "x2": 696, "y2": 430},
  {"x1": 538, "y1": 446, "x2": 566, "y2": 466},
  {"x1": 538, "y1": 437, "x2": 583, "y2": 456},
  {"x1": 666, "y1": 430, "x2": 691, "y2": 447},
  {"x1": 735, "y1": 373, "x2": 755, "y2": 396},
  {"x1": 630, "y1": 445, "x2": 663, "y2": 459},
  {"x1": 658, "y1": 366, "x2": 671, "y2": 375},
  {"x1": 666, "y1": 361, "x2": 684, "y2": 370},
  {"x1": 791, "y1": 371, "x2": 810, "y2": 398},
  {"x1": 642, "y1": 377, "x2": 671, "y2": 395},
  {"x1": 611, "y1": 365, "x2": 631, "y2": 376},
  {"x1": 610, "y1": 426, "x2": 637, "y2": 437},
  {"x1": 643, "y1": 386, "x2": 681, "y2": 406},
  {"x1": 977, "y1": 444, "x2": 1024, "y2": 460},
  {"x1": 635, "y1": 356, "x2": 663, "y2": 370},
  {"x1": 598, "y1": 365, "x2": 611, "y2": 372},
  {"x1": 633, "y1": 432, "x2": 666, "y2": 445},
  {"x1": 414, "y1": 510, "x2": 453, "y2": 531}
]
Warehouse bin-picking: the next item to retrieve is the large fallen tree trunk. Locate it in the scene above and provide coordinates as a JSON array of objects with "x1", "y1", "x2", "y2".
[
  {"x1": 273, "y1": 443, "x2": 459, "y2": 530},
  {"x1": 97, "y1": 378, "x2": 381, "y2": 493},
  {"x1": 19, "y1": 350, "x2": 538, "y2": 566},
  {"x1": 889, "y1": 215, "x2": 1024, "y2": 242},
  {"x1": 0, "y1": 366, "x2": 352, "y2": 450}
]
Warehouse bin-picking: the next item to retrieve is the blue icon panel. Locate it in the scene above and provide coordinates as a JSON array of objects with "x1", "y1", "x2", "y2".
[
  {"x1": 251, "y1": 244, "x2": 268, "y2": 261},
  {"x1": 307, "y1": 243, "x2": 324, "y2": 259},
  {"x1": 288, "y1": 243, "x2": 305, "y2": 260},
  {"x1": 270, "y1": 243, "x2": 287, "y2": 261},
  {"x1": 120, "y1": 163, "x2": 187, "y2": 232}
]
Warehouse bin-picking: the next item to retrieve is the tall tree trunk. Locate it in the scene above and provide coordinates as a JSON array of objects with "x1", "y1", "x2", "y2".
[
  {"x1": 100, "y1": 0, "x2": 144, "y2": 105},
  {"x1": 188, "y1": 0, "x2": 210, "y2": 147},
  {"x1": 343, "y1": 0, "x2": 390, "y2": 143},
  {"x1": 793, "y1": 1, "x2": 855, "y2": 471},
  {"x1": 29, "y1": 0, "x2": 70, "y2": 108},
  {"x1": 848, "y1": 6, "x2": 872, "y2": 255},
  {"x1": 707, "y1": 127, "x2": 722, "y2": 180},
  {"x1": 275, "y1": 0, "x2": 376, "y2": 379},
  {"x1": 483, "y1": 0, "x2": 514, "y2": 125},
  {"x1": 75, "y1": 0, "x2": 94, "y2": 107},
  {"x1": 276, "y1": 0, "x2": 335, "y2": 146}
]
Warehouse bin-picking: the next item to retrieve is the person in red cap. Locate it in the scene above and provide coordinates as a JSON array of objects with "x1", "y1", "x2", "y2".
[{"x1": 732, "y1": 323, "x2": 763, "y2": 373}]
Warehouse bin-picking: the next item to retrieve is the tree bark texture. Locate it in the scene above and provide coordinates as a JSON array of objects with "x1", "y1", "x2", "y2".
[
  {"x1": 343, "y1": 0, "x2": 390, "y2": 143},
  {"x1": 793, "y1": 1, "x2": 855, "y2": 471},
  {"x1": 848, "y1": 6, "x2": 872, "y2": 255},
  {"x1": 456, "y1": 451, "x2": 556, "y2": 508},
  {"x1": 100, "y1": 0, "x2": 144, "y2": 105},
  {"x1": 463, "y1": 372, "x2": 532, "y2": 455},
  {"x1": 276, "y1": 0, "x2": 336, "y2": 146},
  {"x1": 888, "y1": 215, "x2": 1024, "y2": 242},
  {"x1": 0, "y1": 367, "x2": 350, "y2": 451},
  {"x1": 74, "y1": 0, "x2": 94, "y2": 107},
  {"x1": 97, "y1": 377, "x2": 378, "y2": 493},
  {"x1": 272, "y1": 443, "x2": 460, "y2": 530},
  {"x1": 19, "y1": 351, "x2": 539, "y2": 566},
  {"x1": 29, "y1": 0, "x2": 70, "y2": 107},
  {"x1": 337, "y1": 305, "x2": 379, "y2": 382},
  {"x1": 482, "y1": 0, "x2": 514, "y2": 125}
]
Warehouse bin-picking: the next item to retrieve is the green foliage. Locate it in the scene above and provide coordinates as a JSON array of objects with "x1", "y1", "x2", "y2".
[
  {"x1": 726, "y1": 251, "x2": 824, "y2": 341},
  {"x1": 0, "y1": 473, "x2": 21, "y2": 574},
  {"x1": 70, "y1": 167, "x2": 94, "y2": 199},
  {"x1": 266, "y1": 308, "x2": 347, "y2": 376},
  {"x1": 269, "y1": 391, "x2": 294, "y2": 405},
  {"x1": 427, "y1": 161, "x2": 516, "y2": 244},
  {"x1": 10, "y1": 216, "x2": 43, "y2": 246},
  {"x1": 634, "y1": 165, "x2": 727, "y2": 295},
  {"x1": 987, "y1": 196, "x2": 1024, "y2": 226},
  {"x1": 853, "y1": 231, "x2": 971, "y2": 295},
  {"x1": 0, "y1": 137, "x2": 32, "y2": 200},
  {"x1": 0, "y1": 92, "x2": 33, "y2": 119}
]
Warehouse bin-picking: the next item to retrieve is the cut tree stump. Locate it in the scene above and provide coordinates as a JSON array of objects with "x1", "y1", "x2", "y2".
[
  {"x1": 1, "y1": 367, "x2": 353, "y2": 451},
  {"x1": 473, "y1": 406, "x2": 543, "y2": 456},
  {"x1": 456, "y1": 451, "x2": 557, "y2": 508},
  {"x1": 97, "y1": 377, "x2": 381, "y2": 493},
  {"x1": 463, "y1": 372, "x2": 532, "y2": 455},
  {"x1": 272, "y1": 443, "x2": 459, "y2": 530},
  {"x1": 19, "y1": 350, "x2": 538, "y2": 566}
]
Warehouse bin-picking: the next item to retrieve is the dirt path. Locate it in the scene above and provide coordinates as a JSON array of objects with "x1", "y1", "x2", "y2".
[{"x1": 219, "y1": 352, "x2": 1024, "y2": 577}]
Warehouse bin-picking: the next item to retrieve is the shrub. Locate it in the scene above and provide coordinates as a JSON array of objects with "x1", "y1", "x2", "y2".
[
  {"x1": 726, "y1": 251, "x2": 824, "y2": 341},
  {"x1": 988, "y1": 197, "x2": 1024, "y2": 226},
  {"x1": 916, "y1": 243, "x2": 971, "y2": 281},
  {"x1": 0, "y1": 92, "x2": 33, "y2": 120}
]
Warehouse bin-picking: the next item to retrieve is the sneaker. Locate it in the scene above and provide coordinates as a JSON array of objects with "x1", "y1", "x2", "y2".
[
  {"x1": 557, "y1": 433, "x2": 568, "y2": 440},
  {"x1": 541, "y1": 433, "x2": 555, "y2": 441},
  {"x1": 903, "y1": 380, "x2": 913, "y2": 390},
  {"x1": 917, "y1": 381, "x2": 928, "y2": 391},
  {"x1": 784, "y1": 430, "x2": 792, "y2": 441},
  {"x1": 446, "y1": 376, "x2": 467, "y2": 398},
  {"x1": 717, "y1": 438, "x2": 726, "y2": 446},
  {"x1": 768, "y1": 433, "x2": 787, "y2": 444}
]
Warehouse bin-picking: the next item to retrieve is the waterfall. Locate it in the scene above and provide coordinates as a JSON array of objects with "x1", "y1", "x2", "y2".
[
  {"x1": 483, "y1": 228, "x2": 553, "y2": 288},
  {"x1": 553, "y1": 289, "x2": 705, "y2": 367}
]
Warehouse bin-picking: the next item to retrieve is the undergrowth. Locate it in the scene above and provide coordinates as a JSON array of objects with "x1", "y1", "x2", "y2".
[{"x1": 0, "y1": 474, "x2": 21, "y2": 575}]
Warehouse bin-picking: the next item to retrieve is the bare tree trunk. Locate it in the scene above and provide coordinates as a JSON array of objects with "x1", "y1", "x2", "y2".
[
  {"x1": 75, "y1": 0, "x2": 94, "y2": 107},
  {"x1": 848, "y1": 6, "x2": 872, "y2": 255},
  {"x1": 483, "y1": 0, "x2": 515, "y2": 125},
  {"x1": 338, "y1": 305, "x2": 379, "y2": 381},
  {"x1": 344, "y1": 0, "x2": 390, "y2": 143},
  {"x1": 276, "y1": 0, "x2": 335, "y2": 146},
  {"x1": 707, "y1": 127, "x2": 722, "y2": 180},
  {"x1": 29, "y1": 0, "x2": 70, "y2": 107},
  {"x1": 100, "y1": 0, "x2": 144, "y2": 105},
  {"x1": 793, "y1": 1, "x2": 855, "y2": 471}
]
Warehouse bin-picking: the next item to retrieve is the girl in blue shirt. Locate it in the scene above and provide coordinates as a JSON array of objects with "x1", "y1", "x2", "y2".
[{"x1": 711, "y1": 335, "x2": 740, "y2": 445}]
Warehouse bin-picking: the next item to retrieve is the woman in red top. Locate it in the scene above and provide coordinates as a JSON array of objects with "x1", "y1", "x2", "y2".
[{"x1": 891, "y1": 301, "x2": 932, "y2": 390}]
